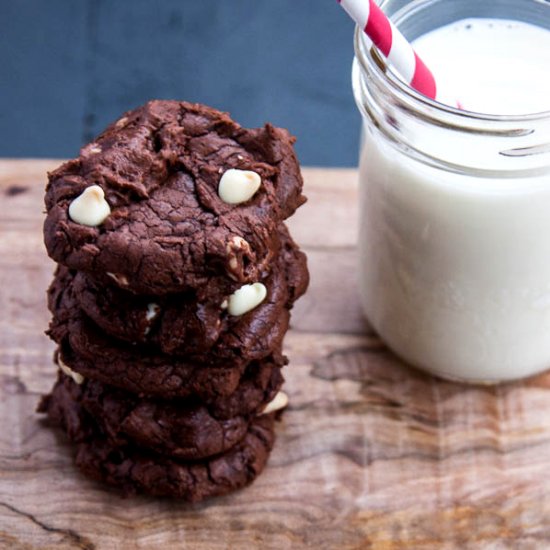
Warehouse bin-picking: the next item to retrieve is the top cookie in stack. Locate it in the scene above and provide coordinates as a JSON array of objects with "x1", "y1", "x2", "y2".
[
  {"x1": 39, "y1": 100, "x2": 309, "y2": 501},
  {"x1": 44, "y1": 100, "x2": 306, "y2": 298}
]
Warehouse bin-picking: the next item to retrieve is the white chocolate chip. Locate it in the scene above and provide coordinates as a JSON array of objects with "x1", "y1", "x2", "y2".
[
  {"x1": 58, "y1": 356, "x2": 84, "y2": 385},
  {"x1": 218, "y1": 169, "x2": 261, "y2": 205},
  {"x1": 143, "y1": 303, "x2": 161, "y2": 336},
  {"x1": 260, "y1": 392, "x2": 289, "y2": 415},
  {"x1": 68, "y1": 185, "x2": 111, "y2": 227},
  {"x1": 146, "y1": 303, "x2": 161, "y2": 322},
  {"x1": 220, "y1": 299, "x2": 228, "y2": 310},
  {"x1": 227, "y1": 283, "x2": 267, "y2": 316},
  {"x1": 226, "y1": 236, "x2": 251, "y2": 274},
  {"x1": 106, "y1": 272, "x2": 129, "y2": 287},
  {"x1": 227, "y1": 236, "x2": 248, "y2": 252},
  {"x1": 82, "y1": 143, "x2": 102, "y2": 155}
]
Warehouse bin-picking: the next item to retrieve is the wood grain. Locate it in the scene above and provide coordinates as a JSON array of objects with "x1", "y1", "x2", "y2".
[{"x1": 1, "y1": 160, "x2": 550, "y2": 549}]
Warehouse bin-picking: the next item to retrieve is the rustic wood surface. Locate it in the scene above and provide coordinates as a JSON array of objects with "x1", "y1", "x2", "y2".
[{"x1": 1, "y1": 159, "x2": 550, "y2": 549}]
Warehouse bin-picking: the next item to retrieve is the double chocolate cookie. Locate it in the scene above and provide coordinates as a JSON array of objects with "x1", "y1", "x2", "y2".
[
  {"x1": 55, "y1": 336, "x2": 285, "y2": 401},
  {"x1": 76, "y1": 417, "x2": 275, "y2": 501},
  {"x1": 44, "y1": 100, "x2": 306, "y2": 297},
  {"x1": 40, "y1": 372, "x2": 281, "y2": 460},
  {"x1": 39, "y1": 377, "x2": 276, "y2": 501}
]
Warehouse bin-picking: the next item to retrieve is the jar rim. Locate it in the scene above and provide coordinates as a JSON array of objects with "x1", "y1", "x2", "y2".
[{"x1": 354, "y1": 3, "x2": 550, "y2": 125}]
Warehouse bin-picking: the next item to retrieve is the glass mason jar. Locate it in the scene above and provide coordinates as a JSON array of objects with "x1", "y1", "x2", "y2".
[{"x1": 352, "y1": 0, "x2": 550, "y2": 382}]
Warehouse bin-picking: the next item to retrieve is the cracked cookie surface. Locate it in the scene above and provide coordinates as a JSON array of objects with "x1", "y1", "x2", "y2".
[{"x1": 44, "y1": 100, "x2": 306, "y2": 297}]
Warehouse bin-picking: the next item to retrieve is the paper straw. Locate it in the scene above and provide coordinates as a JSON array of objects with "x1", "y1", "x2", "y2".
[{"x1": 338, "y1": 0, "x2": 438, "y2": 101}]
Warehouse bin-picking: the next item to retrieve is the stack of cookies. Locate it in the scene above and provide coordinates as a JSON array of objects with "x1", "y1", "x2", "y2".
[{"x1": 38, "y1": 100, "x2": 308, "y2": 501}]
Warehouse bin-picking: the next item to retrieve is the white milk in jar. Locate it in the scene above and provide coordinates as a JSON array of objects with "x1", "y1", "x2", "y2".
[
  {"x1": 353, "y1": 0, "x2": 550, "y2": 382},
  {"x1": 413, "y1": 19, "x2": 550, "y2": 115}
]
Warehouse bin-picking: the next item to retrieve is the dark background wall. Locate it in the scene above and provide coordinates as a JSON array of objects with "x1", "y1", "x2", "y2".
[{"x1": 0, "y1": 0, "x2": 360, "y2": 166}]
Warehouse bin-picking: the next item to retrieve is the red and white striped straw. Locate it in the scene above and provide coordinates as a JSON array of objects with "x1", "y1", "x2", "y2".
[{"x1": 339, "y1": 0, "x2": 438, "y2": 101}]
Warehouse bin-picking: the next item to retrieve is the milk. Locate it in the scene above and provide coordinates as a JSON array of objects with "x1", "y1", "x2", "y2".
[
  {"x1": 412, "y1": 19, "x2": 550, "y2": 115},
  {"x1": 358, "y1": 18, "x2": 550, "y2": 381}
]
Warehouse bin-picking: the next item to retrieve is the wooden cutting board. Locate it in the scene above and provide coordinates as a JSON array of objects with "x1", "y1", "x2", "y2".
[{"x1": 1, "y1": 159, "x2": 549, "y2": 549}]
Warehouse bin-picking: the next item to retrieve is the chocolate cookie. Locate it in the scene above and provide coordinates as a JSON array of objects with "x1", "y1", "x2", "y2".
[
  {"x1": 44, "y1": 100, "x2": 306, "y2": 297},
  {"x1": 51, "y1": 266, "x2": 291, "y2": 364},
  {"x1": 40, "y1": 381, "x2": 276, "y2": 501},
  {"x1": 52, "y1": 226, "x2": 308, "y2": 362},
  {"x1": 40, "y1": 372, "x2": 278, "y2": 460},
  {"x1": 81, "y1": 417, "x2": 275, "y2": 501},
  {"x1": 54, "y1": 327, "x2": 286, "y2": 400}
]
